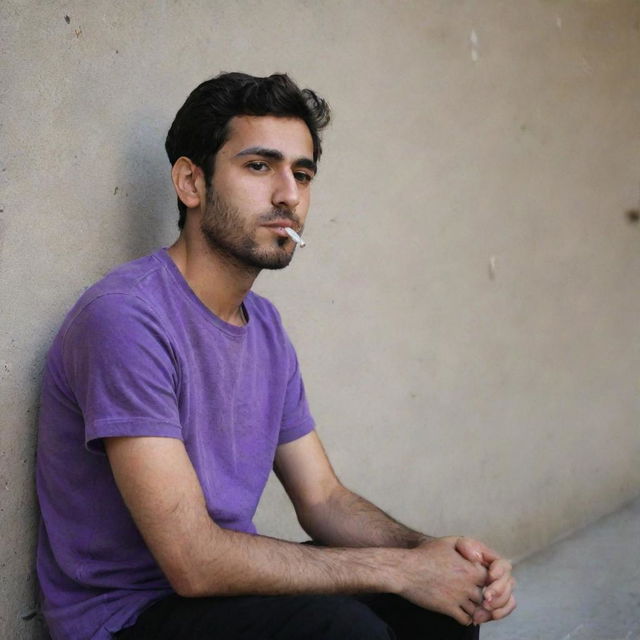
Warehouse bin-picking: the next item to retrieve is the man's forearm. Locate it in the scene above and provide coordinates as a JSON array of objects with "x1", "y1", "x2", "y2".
[
  {"x1": 175, "y1": 524, "x2": 403, "y2": 598},
  {"x1": 296, "y1": 484, "x2": 432, "y2": 549},
  {"x1": 168, "y1": 524, "x2": 488, "y2": 627}
]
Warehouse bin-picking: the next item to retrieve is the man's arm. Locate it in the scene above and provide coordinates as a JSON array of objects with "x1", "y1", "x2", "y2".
[
  {"x1": 274, "y1": 431, "x2": 516, "y2": 622},
  {"x1": 105, "y1": 435, "x2": 488, "y2": 625},
  {"x1": 274, "y1": 431, "x2": 430, "y2": 549}
]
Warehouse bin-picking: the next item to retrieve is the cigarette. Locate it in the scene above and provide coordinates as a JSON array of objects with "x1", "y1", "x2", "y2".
[{"x1": 284, "y1": 227, "x2": 306, "y2": 248}]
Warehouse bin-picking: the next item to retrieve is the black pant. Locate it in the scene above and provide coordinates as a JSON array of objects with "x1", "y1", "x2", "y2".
[{"x1": 116, "y1": 592, "x2": 479, "y2": 640}]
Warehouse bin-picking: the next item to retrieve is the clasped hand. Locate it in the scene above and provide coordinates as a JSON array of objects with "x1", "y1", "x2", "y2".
[
  {"x1": 400, "y1": 536, "x2": 516, "y2": 626},
  {"x1": 454, "y1": 536, "x2": 516, "y2": 624}
]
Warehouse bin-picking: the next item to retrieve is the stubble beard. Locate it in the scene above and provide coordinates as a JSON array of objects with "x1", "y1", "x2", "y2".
[{"x1": 200, "y1": 190, "x2": 296, "y2": 271}]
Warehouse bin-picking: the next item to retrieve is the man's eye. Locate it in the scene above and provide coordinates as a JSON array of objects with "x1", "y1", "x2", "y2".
[
  {"x1": 294, "y1": 171, "x2": 313, "y2": 183},
  {"x1": 247, "y1": 161, "x2": 269, "y2": 171}
]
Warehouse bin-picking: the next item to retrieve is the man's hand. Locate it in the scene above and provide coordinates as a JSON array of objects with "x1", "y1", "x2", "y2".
[
  {"x1": 455, "y1": 537, "x2": 517, "y2": 623},
  {"x1": 275, "y1": 434, "x2": 516, "y2": 625},
  {"x1": 394, "y1": 536, "x2": 488, "y2": 626}
]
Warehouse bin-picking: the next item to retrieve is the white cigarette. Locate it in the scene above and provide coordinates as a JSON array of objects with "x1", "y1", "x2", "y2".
[{"x1": 284, "y1": 227, "x2": 306, "y2": 247}]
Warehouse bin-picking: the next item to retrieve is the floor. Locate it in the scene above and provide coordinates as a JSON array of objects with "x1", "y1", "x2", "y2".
[{"x1": 482, "y1": 495, "x2": 640, "y2": 640}]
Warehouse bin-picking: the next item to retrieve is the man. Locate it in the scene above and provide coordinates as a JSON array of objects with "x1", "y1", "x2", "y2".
[{"x1": 36, "y1": 72, "x2": 515, "y2": 640}]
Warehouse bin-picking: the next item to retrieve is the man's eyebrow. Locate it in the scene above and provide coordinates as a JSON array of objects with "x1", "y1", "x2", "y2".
[
  {"x1": 295, "y1": 157, "x2": 317, "y2": 173},
  {"x1": 235, "y1": 147, "x2": 317, "y2": 173}
]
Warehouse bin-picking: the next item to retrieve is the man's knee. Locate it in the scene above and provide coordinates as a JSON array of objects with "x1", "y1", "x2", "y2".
[{"x1": 297, "y1": 595, "x2": 393, "y2": 640}]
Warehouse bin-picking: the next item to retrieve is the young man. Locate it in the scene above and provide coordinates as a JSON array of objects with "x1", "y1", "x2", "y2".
[{"x1": 36, "y1": 73, "x2": 515, "y2": 640}]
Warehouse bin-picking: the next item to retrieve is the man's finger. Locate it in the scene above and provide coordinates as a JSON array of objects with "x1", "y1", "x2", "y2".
[
  {"x1": 472, "y1": 561, "x2": 489, "y2": 586},
  {"x1": 488, "y1": 557, "x2": 512, "y2": 582},
  {"x1": 461, "y1": 599, "x2": 477, "y2": 618},
  {"x1": 483, "y1": 571, "x2": 513, "y2": 602},
  {"x1": 455, "y1": 537, "x2": 501, "y2": 567},
  {"x1": 472, "y1": 606, "x2": 492, "y2": 625},
  {"x1": 454, "y1": 607, "x2": 473, "y2": 626},
  {"x1": 484, "y1": 576, "x2": 515, "y2": 610},
  {"x1": 469, "y1": 586, "x2": 484, "y2": 605},
  {"x1": 490, "y1": 594, "x2": 517, "y2": 620}
]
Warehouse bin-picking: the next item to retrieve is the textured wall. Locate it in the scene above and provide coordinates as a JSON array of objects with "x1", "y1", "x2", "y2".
[{"x1": 2, "y1": 1, "x2": 639, "y2": 637}]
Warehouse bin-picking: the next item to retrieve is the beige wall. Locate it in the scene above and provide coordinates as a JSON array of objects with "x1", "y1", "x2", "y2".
[{"x1": 2, "y1": 1, "x2": 639, "y2": 637}]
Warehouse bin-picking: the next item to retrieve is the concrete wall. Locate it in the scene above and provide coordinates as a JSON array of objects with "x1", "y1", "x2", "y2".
[{"x1": 2, "y1": 1, "x2": 639, "y2": 637}]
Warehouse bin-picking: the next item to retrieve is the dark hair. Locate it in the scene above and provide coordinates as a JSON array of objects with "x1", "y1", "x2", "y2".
[{"x1": 165, "y1": 72, "x2": 331, "y2": 229}]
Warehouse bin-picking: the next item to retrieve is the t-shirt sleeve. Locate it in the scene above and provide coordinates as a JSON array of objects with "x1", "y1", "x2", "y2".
[
  {"x1": 277, "y1": 333, "x2": 316, "y2": 445},
  {"x1": 62, "y1": 293, "x2": 183, "y2": 453}
]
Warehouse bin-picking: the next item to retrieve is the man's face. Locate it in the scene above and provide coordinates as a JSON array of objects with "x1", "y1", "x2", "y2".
[{"x1": 200, "y1": 115, "x2": 316, "y2": 270}]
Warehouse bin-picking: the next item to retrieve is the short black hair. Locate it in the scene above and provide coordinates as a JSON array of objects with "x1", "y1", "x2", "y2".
[{"x1": 165, "y1": 72, "x2": 331, "y2": 229}]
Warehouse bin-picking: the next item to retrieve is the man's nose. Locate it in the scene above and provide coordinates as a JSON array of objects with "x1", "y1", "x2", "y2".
[{"x1": 272, "y1": 170, "x2": 300, "y2": 211}]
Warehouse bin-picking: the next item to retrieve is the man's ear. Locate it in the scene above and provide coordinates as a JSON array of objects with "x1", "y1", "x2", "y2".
[{"x1": 171, "y1": 157, "x2": 204, "y2": 212}]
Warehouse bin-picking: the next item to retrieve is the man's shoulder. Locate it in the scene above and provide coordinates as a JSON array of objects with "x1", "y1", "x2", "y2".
[
  {"x1": 81, "y1": 250, "x2": 168, "y2": 301},
  {"x1": 59, "y1": 250, "x2": 172, "y2": 338}
]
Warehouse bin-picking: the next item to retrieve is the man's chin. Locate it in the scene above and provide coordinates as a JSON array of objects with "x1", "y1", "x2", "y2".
[
  {"x1": 203, "y1": 234, "x2": 293, "y2": 270},
  {"x1": 234, "y1": 244, "x2": 294, "y2": 271},
  {"x1": 252, "y1": 252, "x2": 293, "y2": 270}
]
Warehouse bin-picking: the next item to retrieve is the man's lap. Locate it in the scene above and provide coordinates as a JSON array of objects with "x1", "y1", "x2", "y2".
[{"x1": 116, "y1": 592, "x2": 479, "y2": 640}]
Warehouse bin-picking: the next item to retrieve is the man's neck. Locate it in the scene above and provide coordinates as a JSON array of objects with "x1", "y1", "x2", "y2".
[{"x1": 167, "y1": 233, "x2": 258, "y2": 327}]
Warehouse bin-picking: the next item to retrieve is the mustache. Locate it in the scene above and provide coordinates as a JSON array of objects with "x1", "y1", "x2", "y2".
[{"x1": 259, "y1": 209, "x2": 303, "y2": 230}]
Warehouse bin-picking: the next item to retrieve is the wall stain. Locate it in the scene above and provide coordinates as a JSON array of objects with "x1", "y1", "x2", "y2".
[
  {"x1": 628, "y1": 182, "x2": 640, "y2": 224},
  {"x1": 625, "y1": 210, "x2": 639, "y2": 224},
  {"x1": 488, "y1": 255, "x2": 497, "y2": 280}
]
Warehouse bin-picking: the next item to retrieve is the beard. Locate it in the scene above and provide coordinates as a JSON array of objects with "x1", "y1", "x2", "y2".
[{"x1": 200, "y1": 189, "x2": 299, "y2": 271}]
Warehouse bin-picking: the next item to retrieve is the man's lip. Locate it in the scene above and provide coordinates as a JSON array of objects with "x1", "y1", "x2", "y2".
[
  {"x1": 261, "y1": 221, "x2": 300, "y2": 234},
  {"x1": 263, "y1": 226, "x2": 293, "y2": 238},
  {"x1": 261, "y1": 220, "x2": 298, "y2": 230}
]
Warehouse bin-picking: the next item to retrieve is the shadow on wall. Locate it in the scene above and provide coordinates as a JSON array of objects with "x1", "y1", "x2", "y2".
[
  {"x1": 119, "y1": 113, "x2": 176, "y2": 260},
  {"x1": 28, "y1": 114, "x2": 176, "y2": 640},
  {"x1": 25, "y1": 347, "x2": 55, "y2": 640}
]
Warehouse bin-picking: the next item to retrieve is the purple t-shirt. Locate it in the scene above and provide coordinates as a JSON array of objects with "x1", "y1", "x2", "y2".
[{"x1": 36, "y1": 249, "x2": 315, "y2": 640}]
